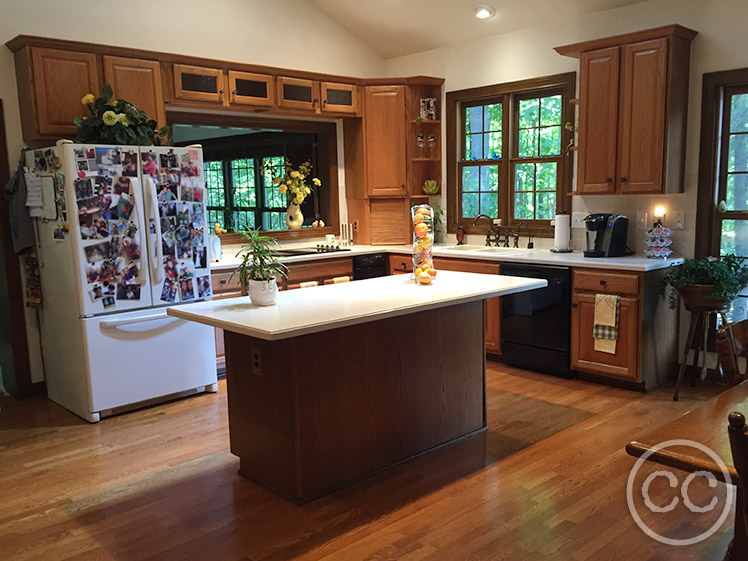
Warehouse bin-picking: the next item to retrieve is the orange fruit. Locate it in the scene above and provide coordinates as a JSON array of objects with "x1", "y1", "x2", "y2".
[
  {"x1": 428, "y1": 269, "x2": 437, "y2": 277},
  {"x1": 414, "y1": 267, "x2": 423, "y2": 276},
  {"x1": 417, "y1": 275, "x2": 433, "y2": 285},
  {"x1": 419, "y1": 260, "x2": 432, "y2": 270},
  {"x1": 413, "y1": 214, "x2": 425, "y2": 224},
  {"x1": 414, "y1": 222, "x2": 429, "y2": 237}
]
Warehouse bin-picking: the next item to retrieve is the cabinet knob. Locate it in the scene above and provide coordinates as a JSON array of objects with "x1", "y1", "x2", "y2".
[
  {"x1": 220, "y1": 279, "x2": 227, "y2": 285},
  {"x1": 606, "y1": 177, "x2": 612, "y2": 183},
  {"x1": 401, "y1": 184, "x2": 405, "y2": 189},
  {"x1": 219, "y1": 88, "x2": 225, "y2": 94},
  {"x1": 232, "y1": 89, "x2": 238, "y2": 95},
  {"x1": 571, "y1": 302, "x2": 578, "y2": 308},
  {"x1": 599, "y1": 280, "x2": 607, "y2": 286},
  {"x1": 620, "y1": 177, "x2": 627, "y2": 183}
]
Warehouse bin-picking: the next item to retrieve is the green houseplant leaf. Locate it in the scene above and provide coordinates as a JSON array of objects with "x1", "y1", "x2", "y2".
[
  {"x1": 230, "y1": 228, "x2": 289, "y2": 292},
  {"x1": 662, "y1": 254, "x2": 748, "y2": 309}
]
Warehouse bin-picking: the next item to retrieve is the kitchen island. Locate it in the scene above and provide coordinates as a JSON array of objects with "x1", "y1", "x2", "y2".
[{"x1": 169, "y1": 271, "x2": 546, "y2": 503}]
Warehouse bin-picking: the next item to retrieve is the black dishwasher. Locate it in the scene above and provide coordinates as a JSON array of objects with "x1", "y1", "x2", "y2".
[
  {"x1": 500, "y1": 263, "x2": 573, "y2": 378},
  {"x1": 353, "y1": 253, "x2": 388, "y2": 280}
]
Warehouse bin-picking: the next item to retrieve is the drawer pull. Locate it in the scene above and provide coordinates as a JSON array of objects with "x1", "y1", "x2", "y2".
[
  {"x1": 600, "y1": 280, "x2": 606, "y2": 286},
  {"x1": 220, "y1": 279, "x2": 227, "y2": 285}
]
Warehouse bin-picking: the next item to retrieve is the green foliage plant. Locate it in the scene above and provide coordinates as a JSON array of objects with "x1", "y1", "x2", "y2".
[
  {"x1": 231, "y1": 228, "x2": 289, "y2": 289},
  {"x1": 662, "y1": 254, "x2": 748, "y2": 308},
  {"x1": 75, "y1": 85, "x2": 170, "y2": 146}
]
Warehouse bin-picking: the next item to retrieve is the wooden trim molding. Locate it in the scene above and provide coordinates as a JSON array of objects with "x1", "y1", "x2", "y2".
[
  {"x1": 695, "y1": 67, "x2": 748, "y2": 258},
  {"x1": 554, "y1": 24, "x2": 698, "y2": 58}
]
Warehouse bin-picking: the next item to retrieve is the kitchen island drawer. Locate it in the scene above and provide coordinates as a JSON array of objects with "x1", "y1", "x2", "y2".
[
  {"x1": 212, "y1": 271, "x2": 241, "y2": 294},
  {"x1": 573, "y1": 269, "x2": 639, "y2": 296}
]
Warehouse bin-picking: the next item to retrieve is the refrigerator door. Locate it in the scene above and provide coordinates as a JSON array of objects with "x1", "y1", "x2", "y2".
[
  {"x1": 82, "y1": 308, "x2": 217, "y2": 414},
  {"x1": 64, "y1": 143, "x2": 154, "y2": 316},
  {"x1": 140, "y1": 146, "x2": 213, "y2": 306}
]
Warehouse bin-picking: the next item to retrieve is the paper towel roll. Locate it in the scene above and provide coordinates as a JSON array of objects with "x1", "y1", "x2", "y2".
[{"x1": 554, "y1": 212, "x2": 570, "y2": 251}]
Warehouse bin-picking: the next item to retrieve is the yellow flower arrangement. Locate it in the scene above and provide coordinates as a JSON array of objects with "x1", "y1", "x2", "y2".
[
  {"x1": 117, "y1": 113, "x2": 130, "y2": 126},
  {"x1": 81, "y1": 93, "x2": 95, "y2": 106},
  {"x1": 270, "y1": 159, "x2": 321, "y2": 206},
  {"x1": 102, "y1": 110, "x2": 118, "y2": 126}
]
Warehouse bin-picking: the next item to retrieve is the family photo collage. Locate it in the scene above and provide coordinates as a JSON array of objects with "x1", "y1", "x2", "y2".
[
  {"x1": 141, "y1": 149, "x2": 211, "y2": 304},
  {"x1": 76, "y1": 147, "x2": 142, "y2": 310}
]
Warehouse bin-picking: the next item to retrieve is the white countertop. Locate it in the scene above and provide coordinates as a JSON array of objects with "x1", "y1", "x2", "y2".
[
  {"x1": 210, "y1": 243, "x2": 683, "y2": 273},
  {"x1": 168, "y1": 270, "x2": 546, "y2": 341}
]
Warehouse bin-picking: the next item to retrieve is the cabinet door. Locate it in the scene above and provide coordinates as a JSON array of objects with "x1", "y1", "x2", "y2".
[
  {"x1": 571, "y1": 292, "x2": 639, "y2": 380},
  {"x1": 389, "y1": 254, "x2": 412, "y2": 274},
  {"x1": 321, "y1": 82, "x2": 358, "y2": 114},
  {"x1": 228, "y1": 71, "x2": 274, "y2": 107},
  {"x1": 277, "y1": 77, "x2": 319, "y2": 111},
  {"x1": 577, "y1": 47, "x2": 619, "y2": 194},
  {"x1": 31, "y1": 47, "x2": 99, "y2": 137},
  {"x1": 103, "y1": 56, "x2": 166, "y2": 128},
  {"x1": 173, "y1": 64, "x2": 226, "y2": 103},
  {"x1": 618, "y1": 38, "x2": 668, "y2": 194},
  {"x1": 432, "y1": 257, "x2": 501, "y2": 354},
  {"x1": 365, "y1": 86, "x2": 407, "y2": 198}
]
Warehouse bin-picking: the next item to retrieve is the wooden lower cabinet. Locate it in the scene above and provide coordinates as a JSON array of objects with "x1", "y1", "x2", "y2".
[
  {"x1": 571, "y1": 292, "x2": 639, "y2": 380},
  {"x1": 210, "y1": 271, "x2": 242, "y2": 369},
  {"x1": 281, "y1": 258, "x2": 353, "y2": 289},
  {"x1": 432, "y1": 257, "x2": 501, "y2": 355}
]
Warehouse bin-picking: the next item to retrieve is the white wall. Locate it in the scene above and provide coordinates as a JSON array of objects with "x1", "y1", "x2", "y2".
[
  {"x1": 0, "y1": 0, "x2": 385, "y2": 383},
  {"x1": 385, "y1": 0, "x2": 748, "y2": 255}
]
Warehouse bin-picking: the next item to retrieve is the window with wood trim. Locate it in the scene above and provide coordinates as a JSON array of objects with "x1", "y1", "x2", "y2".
[
  {"x1": 447, "y1": 73, "x2": 575, "y2": 237},
  {"x1": 696, "y1": 69, "x2": 748, "y2": 322}
]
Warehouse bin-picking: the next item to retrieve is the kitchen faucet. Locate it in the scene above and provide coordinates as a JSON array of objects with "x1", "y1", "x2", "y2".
[
  {"x1": 472, "y1": 214, "x2": 499, "y2": 246},
  {"x1": 516, "y1": 222, "x2": 535, "y2": 249}
]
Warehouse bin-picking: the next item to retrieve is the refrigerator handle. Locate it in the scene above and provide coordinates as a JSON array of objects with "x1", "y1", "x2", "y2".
[
  {"x1": 100, "y1": 312, "x2": 176, "y2": 329},
  {"x1": 129, "y1": 177, "x2": 149, "y2": 285},
  {"x1": 144, "y1": 176, "x2": 164, "y2": 284}
]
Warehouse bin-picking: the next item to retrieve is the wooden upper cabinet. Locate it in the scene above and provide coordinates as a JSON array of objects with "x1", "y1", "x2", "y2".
[
  {"x1": 556, "y1": 25, "x2": 697, "y2": 195},
  {"x1": 578, "y1": 47, "x2": 619, "y2": 194},
  {"x1": 618, "y1": 39, "x2": 668, "y2": 194},
  {"x1": 228, "y1": 71, "x2": 274, "y2": 107},
  {"x1": 320, "y1": 82, "x2": 358, "y2": 114},
  {"x1": 30, "y1": 47, "x2": 99, "y2": 137},
  {"x1": 364, "y1": 86, "x2": 407, "y2": 198},
  {"x1": 103, "y1": 56, "x2": 165, "y2": 128},
  {"x1": 173, "y1": 64, "x2": 226, "y2": 103},
  {"x1": 277, "y1": 77, "x2": 319, "y2": 112}
]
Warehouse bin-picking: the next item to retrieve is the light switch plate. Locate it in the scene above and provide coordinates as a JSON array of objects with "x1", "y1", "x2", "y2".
[
  {"x1": 636, "y1": 211, "x2": 648, "y2": 230},
  {"x1": 571, "y1": 212, "x2": 586, "y2": 229},
  {"x1": 674, "y1": 210, "x2": 685, "y2": 230}
]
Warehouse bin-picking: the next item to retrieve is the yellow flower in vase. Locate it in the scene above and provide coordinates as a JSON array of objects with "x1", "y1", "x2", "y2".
[
  {"x1": 290, "y1": 171, "x2": 301, "y2": 179},
  {"x1": 312, "y1": 178, "x2": 321, "y2": 187},
  {"x1": 278, "y1": 184, "x2": 287, "y2": 195},
  {"x1": 81, "y1": 94, "x2": 95, "y2": 106},
  {"x1": 102, "y1": 111, "x2": 118, "y2": 126}
]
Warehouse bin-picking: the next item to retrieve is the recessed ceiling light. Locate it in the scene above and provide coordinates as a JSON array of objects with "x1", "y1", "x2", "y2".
[{"x1": 474, "y1": 4, "x2": 496, "y2": 19}]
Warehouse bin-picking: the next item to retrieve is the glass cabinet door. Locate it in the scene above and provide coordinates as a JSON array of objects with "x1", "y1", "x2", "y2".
[
  {"x1": 228, "y1": 71, "x2": 274, "y2": 107},
  {"x1": 321, "y1": 82, "x2": 358, "y2": 114},
  {"x1": 277, "y1": 77, "x2": 319, "y2": 111},
  {"x1": 173, "y1": 64, "x2": 225, "y2": 103}
]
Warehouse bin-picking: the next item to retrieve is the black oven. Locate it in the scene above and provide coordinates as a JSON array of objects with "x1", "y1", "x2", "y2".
[{"x1": 499, "y1": 263, "x2": 573, "y2": 378}]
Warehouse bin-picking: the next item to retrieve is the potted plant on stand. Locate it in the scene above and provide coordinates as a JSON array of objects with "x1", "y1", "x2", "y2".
[
  {"x1": 231, "y1": 228, "x2": 288, "y2": 306},
  {"x1": 663, "y1": 254, "x2": 748, "y2": 311}
]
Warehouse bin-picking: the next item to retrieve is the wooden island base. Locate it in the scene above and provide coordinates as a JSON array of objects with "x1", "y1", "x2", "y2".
[{"x1": 223, "y1": 300, "x2": 486, "y2": 503}]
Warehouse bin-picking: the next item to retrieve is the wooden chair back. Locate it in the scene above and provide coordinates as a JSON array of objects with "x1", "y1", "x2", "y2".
[{"x1": 716, "y1": 319, "x2": 748, "y2": 387}]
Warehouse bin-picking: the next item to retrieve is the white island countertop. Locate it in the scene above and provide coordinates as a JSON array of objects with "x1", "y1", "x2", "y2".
[{"x1": 168, "y1": 270, "x2": 546, "y2": 341}]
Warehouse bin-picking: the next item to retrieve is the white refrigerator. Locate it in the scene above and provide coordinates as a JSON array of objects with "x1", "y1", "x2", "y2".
[{"x1": 28, "y1": 141, "x2": 217, "y2": 422}]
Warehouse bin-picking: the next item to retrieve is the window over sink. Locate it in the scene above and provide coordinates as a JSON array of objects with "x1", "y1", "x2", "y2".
[{"x1": 446, "y1": 72, "x2": 575, "y2": 237}]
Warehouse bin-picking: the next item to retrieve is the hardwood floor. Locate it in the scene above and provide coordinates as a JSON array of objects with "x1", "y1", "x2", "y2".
[{"x1": 0, "y1": 361, "x2": 735, "y2": 560}]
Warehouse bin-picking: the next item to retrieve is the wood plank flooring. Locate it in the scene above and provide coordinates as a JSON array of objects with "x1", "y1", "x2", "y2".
[{"x1": 0, "y1": 361, "x2": 736, "y2": 560}]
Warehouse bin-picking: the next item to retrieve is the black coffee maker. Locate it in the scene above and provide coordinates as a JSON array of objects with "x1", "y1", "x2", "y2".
[{"x1": 583, "y1": 213, "x2": 629, "y2": 257}]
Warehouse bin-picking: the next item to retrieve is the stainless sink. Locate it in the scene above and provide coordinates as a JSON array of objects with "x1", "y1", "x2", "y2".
[
  {"x1": 474, "y1": 247, "x2": 535, "y2": 254},
  {"x1": 439, "y1": 245, "x2": 488, "y2": 251}
]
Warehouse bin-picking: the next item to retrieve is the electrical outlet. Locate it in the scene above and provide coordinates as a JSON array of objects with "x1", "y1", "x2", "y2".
[
  {"x1": 636, "y1": 211, "x2": 648, "y2": 230},
  {"x1": 674, "y1": 210, "x2": 685, "y2": 230},
  {"x1": 571, "y1": 212, "x2": 586, "y2": 229}
]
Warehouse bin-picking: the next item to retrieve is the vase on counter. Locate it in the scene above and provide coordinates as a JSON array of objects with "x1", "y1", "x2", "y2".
[
  {"x1": 286, "y1": 203, "x2": 303, "y2": 230},
  {"x1": 247, "y1": 277, "x2": 279, "y2": 306}
]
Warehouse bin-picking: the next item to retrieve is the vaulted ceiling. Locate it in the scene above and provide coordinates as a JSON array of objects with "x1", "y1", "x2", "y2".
[{"x1": 307, "y1": 0, "x2": 651, "y2": 59}]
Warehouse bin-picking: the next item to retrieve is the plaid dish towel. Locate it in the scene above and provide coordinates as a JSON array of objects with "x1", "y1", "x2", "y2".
[{"x1": 593, "y1": 294, "x2": 620, "y2": 340}]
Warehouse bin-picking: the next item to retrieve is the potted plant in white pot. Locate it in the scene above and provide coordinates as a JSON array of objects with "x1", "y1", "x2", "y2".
[{"x1": 231, "y1": 228, "x2": 288, "y2": 306}]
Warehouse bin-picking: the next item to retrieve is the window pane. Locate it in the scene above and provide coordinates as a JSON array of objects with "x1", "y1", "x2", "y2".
[
  {"x1": 515, "y1": 163, "x2": 535, "y2": 191},
  {"x1": 721, "y1": 219, "x2": 748, "y2": 256},
  {"x1": 230, "y1": 159, "x2": 256, "y2": 207},
  {"x1": 466, "y1": 133, "x2": 483, "y2": 160},
  {"x1": 514, "y1": 192, "x2": 534, "y2": 220},
  {"x1": 480, "y1": 192, "x2": 498, "y2": 217},
  {"x1": 539, "y1": 126, "x2": 561, "y2": 156},
  {"x1": 484, "y1": 132, "x2": 501, "y2": 160},
  {"x1": 466, "y1": 106, "x2": 483, "y2": 134},
  {"x1": 726, "y1": 297, "x2": 748, "y2": 323},
  {"x1": 731, "y1": 94, "x2": 748, "y2": 133},
  {"x1": 726, "y1": 174, "x2": 748, "y2": 211},
  {"x1": 480, "y1": 165, "x2": 499, "y2": 192},
  {"x1": 262, "y1": 156, "x2": 286, "y2": 209},
  {"x1": 519, "y1": 98, "x2": 539, "y2": 129},
  {"x1": 536, "y1": 162, "x2": 557, "y2": 191},
  {"x1": 462, "y1": 192, "x2": 479, "y2": 218},
  {"x1": 462, "y1": 166, "x2": 479, "y2": 191},
  {"x1": 207, "y1": 209, "x2": 223, "y2": 229},
  {"x1": 204, "y1": 161, "x2": 225, "y2": 207},
  {"x1": 536, "y1": 192, "x2": 556, "y2": 220},
  {"x1": 540, "y1": 95, "x2": 562, "y2": 126},
  {"x1": 484, "y1": 103, "x2": 502, "y2": 131},
  {"x1": 518, "y1": 128, "x2": 538, "y2": 157},
  {"x1": 729, "y1": 134, "x2": 748, "y2": 172},
  {"x1": 233, "y1": 210, "x2": 255, "y2": 231}
]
